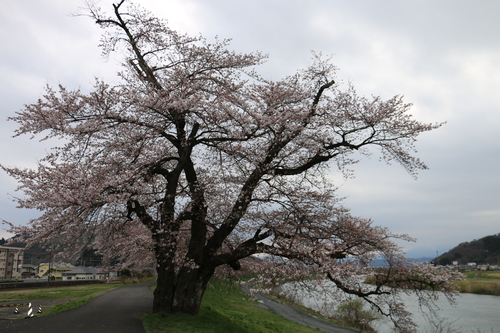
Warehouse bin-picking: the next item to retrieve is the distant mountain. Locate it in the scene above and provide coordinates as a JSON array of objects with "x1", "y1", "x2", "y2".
[
  {"x1": 405, "y1": 245, "x2": 452, "y2": 259},
  {"x1": 409, "y1": 257, "x2": 434, "y2": 263},
  {"x1": 435, "y1": 233, "x2": 500, "y2": 265},
  {"x1": 368, "y1": 257, "x2": 435, "y2": 268}
]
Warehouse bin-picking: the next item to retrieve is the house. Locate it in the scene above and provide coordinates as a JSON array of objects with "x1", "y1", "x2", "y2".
[
  {"x1": 62, "y1": 267, "x2": 108, "y2": 281},
  {"x1": 38, "y1": 263, "x2": 76, "y2": 280},
  {"x1": 21, "y1": 264, "x2": 37, "y2": 279},
  {"x1": 0, "y1": 245, "x2": 24, "y2": 280},
  {"x1": 108, "y1": 268, "x2": 120, "y2": 280}
]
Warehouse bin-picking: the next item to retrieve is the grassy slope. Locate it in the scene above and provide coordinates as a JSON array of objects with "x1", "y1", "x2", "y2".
[{"x1": 142, "y1": 280, "x2": 322, "y2": 333}]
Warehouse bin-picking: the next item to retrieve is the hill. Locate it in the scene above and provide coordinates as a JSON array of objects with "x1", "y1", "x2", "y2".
[
  {"x1": 3, "y1": 236, "x2": 103, "y2": 267},
  {"x1": 436, "y1": 233, "x2": 500, "y2": 265}
]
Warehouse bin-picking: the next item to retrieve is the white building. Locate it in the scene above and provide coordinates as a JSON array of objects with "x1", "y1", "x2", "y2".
[
  {"x1": 62, "y1": 267, "x2": 108, "y2": 281},
  {"x1": 0, "y1": 245, "x2": 24, "y2": 280}
]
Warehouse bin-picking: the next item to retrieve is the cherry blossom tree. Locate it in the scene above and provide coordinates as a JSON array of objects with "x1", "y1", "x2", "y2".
[{"x1": 2, "y1": 1, "x2": 461, "y2": 330}]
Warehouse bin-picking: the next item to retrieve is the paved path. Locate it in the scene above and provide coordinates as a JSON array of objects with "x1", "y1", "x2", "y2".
[
  {"x1": 242, "y1": 284, "x2": 360, "y2": 333},
  {"x1": 0, "y1": 281, "x2": 155, "y2": 333},
  {"x1": 1, "y1": 281, "x2": 360, "y2": 333}
]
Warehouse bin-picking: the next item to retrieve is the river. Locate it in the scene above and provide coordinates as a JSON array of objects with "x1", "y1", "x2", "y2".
[
  {"x1": 373, "y1": 292, "x2": 500, "y2": 332},
  {"x1": 279, "y1": 282, "x2": 500, "y2": 332}
]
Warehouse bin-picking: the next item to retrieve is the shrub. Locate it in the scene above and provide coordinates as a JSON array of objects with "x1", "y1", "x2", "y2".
[{"x1": 334, "y1": 298, "x2": 381, "y2": 332}]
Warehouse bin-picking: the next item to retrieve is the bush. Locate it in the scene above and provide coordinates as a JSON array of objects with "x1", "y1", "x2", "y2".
[
  {"x1": 334, "y1": 298, "x2": 381, "y2": 332},
  {"x1": 119, "y1": 269, "x2": 155, "y2": 283},
  {"x1": 120, "y1": 269, "x2": 131, "y2": 277}
]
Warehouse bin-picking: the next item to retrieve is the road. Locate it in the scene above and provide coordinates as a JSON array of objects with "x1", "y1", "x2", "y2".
[{"x1": 0, "y1": 281, "x2": 155, "y2": 333}]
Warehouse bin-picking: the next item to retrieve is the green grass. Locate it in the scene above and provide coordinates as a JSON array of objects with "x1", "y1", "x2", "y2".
[
  {"x1": 458, "y1": 270, "x2": 500, "y2": 295},
  {"x1": 268, "y1": 291, "x2": 346, "y2": 327},
  {"x1": 0, "y1": 283, "x2": 124, "y2": 301},
  {"x1": 142, "y1": 280, "x2": 322, "y2": 333},
  {"x1": 0, "y1": 282, "x2": 125, "y2": 316},
  {"x1": 1, "y1": 279, "x2": 332, "y2": 332},
  {"x1": 43, "y1": 293, "x2": 99, "y2": 315},
  {"x1": 462, "y1": 270, "x2": 500, "y2": 279}
]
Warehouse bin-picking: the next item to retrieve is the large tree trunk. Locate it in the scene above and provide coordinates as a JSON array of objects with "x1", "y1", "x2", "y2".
[
  {"x1": 152, "y1": 257, "x2": 214, "y2": 315},
  {"x1": 152, "y1": 258, "x2": 175, "y2": 313},
  {"x1": 172, "y1": 266, "x2": 214, "y2": 314}
]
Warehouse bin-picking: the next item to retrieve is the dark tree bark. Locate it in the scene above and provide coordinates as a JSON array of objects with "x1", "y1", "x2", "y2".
[{"x1": 2, "y1": 2, "x2": 461, "y2": 331}]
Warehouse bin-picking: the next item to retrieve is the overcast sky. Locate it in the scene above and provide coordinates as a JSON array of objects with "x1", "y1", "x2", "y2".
[{"x1": 1, "y1": 0, "x2": 499, "y2": 257}]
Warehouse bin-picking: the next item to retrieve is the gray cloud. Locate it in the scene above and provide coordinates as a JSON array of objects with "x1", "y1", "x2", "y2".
[{"x1": 1, "y1": 0, "x2": 499, "y2": 256}]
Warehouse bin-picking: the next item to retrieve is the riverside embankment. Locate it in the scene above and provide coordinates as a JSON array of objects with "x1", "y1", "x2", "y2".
[{"x1": 279, "y1": 280, "x2": 500, "y2": 332}]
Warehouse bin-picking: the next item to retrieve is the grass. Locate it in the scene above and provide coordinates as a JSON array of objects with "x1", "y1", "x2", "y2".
[
  {"x1": 365, "y1": 269, "x2": 500, "y2": 296},
  {"x1": 457, "y1": 270, "x2": 500, "y2": 295},
  {"x1": 0, "y1": 282, "x2": 125, "y2": 316},
  {"x1": 268, "y1": 290, "x2": 346, "y2": 326},
  {"x1": 142, "y1": 280, "x2": 322, "y2": 333},
  {"x1": 0, "y1": 283, "x2": 123, "y2": 301},
  {"x1": 3, "y1": 279, "x2": 326, "y2": 332},
  {"x1": 45, "y1": 293, "x2": 102, "y2": 315}
]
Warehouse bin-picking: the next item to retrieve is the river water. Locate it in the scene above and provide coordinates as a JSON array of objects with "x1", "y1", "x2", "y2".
[
  {"x1": 280, "y1": 282, "x2": 500, "y2": 332},
  {"x1": 373, "y1": 292, "x2": 500, "y2": 332}
]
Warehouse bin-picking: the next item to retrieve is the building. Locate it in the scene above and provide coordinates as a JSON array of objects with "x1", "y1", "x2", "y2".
[
  {"x1": 62, "y1": 267, "x2": 108, "y2": 281},
  {"x1": 21, "y1": 264, "x2": 37, "y2": 279},
  {"x1": 0, "y1": 245, "x2": 24, "y2": 280},
  {"x1": 38, "y1": 263, "x2": 76, "y2": 280}
]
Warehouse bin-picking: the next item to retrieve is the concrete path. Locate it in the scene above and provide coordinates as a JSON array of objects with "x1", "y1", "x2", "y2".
[
  {"x1": 0, "y1": 281, "x2": 155, "y2": 333},
  {"x1": 242, "y1": 284, "x2": 360, "y2": 333}
]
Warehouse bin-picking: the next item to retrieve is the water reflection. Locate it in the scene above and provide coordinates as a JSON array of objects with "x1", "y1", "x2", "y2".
[{"x1": 280, "y1": 282, "x2": 500, "y2": 332}]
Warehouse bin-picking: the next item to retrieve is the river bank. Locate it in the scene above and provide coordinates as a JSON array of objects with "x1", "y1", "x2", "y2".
[
  {"x1": 278, "y1": 277, "x2": 500, "y2": 333},
  {"x1": 365, "y1": 269, "x2": 500, "y2": 296},
  {"x1": 457, "y1": 270, "x2": 500, "y2": 295}
]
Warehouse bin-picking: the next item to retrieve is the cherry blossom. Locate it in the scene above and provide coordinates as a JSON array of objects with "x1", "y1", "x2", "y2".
[{"x1": 1, "y1": 1, "x2": 460, "y2": 330}]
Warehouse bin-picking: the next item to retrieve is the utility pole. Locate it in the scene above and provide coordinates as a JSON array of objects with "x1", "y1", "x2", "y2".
[{"x1": 47, "y1": 251, "x2": 52, "y2": 287}]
